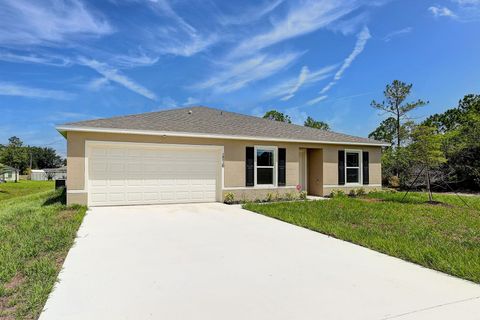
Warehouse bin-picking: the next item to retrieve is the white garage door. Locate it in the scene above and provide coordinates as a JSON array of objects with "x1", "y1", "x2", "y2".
[{"x1": 87, "y1": 142, "x2": 221, "y2": 206}]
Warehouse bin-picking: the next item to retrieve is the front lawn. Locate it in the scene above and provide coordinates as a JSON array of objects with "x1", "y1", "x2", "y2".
[
  {"x1": 0, "y1": 189, "x2": 86, "y2": 319},
  {"x1": 0, "y1": 180, "x2": 55, "y2": 201},
  {"x1": 243, "y1": 192, "x2": 480, "y2": 283}
]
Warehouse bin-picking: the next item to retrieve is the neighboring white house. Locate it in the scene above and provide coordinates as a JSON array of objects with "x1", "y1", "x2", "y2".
[
  {"x1": 0, "y1": 164, "x2": 19, "y2": 182},
  {"x1": 31, "y1": 166, "x2": 67, "y2": 181},
  {"x1": 31, "y1": 170, "x2": 47, "y2": 181}
]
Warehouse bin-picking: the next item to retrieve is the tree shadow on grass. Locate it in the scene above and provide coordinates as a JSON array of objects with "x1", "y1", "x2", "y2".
[{"x1": 42, "y1": 188, "x2": 66, "y2": 206}]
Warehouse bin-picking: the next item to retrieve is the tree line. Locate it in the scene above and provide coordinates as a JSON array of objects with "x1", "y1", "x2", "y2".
[
  {"x1": 0, "y1": 136, "x2": 65, "y2": 176},
  {"x1": 261, "y1": 80, "x2": 479, "y2": 195},
  {"x1": 368, "y1": 80, "x2": 480, "y2": 195},
  {"x1": 262, "y1": 110, "x2": 330, "y2": 131}
]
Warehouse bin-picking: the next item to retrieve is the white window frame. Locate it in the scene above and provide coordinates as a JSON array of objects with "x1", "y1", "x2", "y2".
[
  {"x1": 345, "y1": 149, "x2": 362, "y2": 186},
  {"x1": 254, "y1": 145, "x2": 278, "y2": 188}
]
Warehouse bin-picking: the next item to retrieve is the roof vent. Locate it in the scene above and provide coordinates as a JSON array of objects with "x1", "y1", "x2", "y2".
[{"x1": 188, "y1": 110, "x2": 192, "y2": 114}]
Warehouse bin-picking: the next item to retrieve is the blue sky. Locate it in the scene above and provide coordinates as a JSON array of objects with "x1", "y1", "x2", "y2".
[{"x1": 0, "y1": 0, "x2": 479, "y2": 156}]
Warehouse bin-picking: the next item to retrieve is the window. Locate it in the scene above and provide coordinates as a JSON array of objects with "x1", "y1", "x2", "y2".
[
  {"x1": 255, "y1": 147, "x2": 276, "y2": 185},
  {"x1": 345, "y1": 151, "x2": 361, "y2": 184}
]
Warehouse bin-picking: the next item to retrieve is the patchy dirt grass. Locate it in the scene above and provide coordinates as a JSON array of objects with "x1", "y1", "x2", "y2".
[{"x1": 0, "y1": 189, "x2": 86, "y2": 319}]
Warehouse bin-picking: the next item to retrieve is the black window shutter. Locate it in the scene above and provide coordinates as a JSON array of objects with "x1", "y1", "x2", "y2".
[
  {"x1": 362, "y1": 151, "x2": 369, "y2": 185},
  {"x1": 246, "y1": 147, "x2": 254, "y2": 187},
  {"x1": 278, "y1": 148, "x2": 286, "y2": 186},
  {"x1": 338, "y1": 150, "x2": 345, "y2": 185}
]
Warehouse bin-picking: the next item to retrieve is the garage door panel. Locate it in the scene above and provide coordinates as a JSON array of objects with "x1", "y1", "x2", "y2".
[
  {"x1": 175, "y1": 192, "x2": 189, "y2": 200},
  {"x1": 107, "y1": 148, "x2": 125, "y2": 157},
  {"x1": 126, "y1": 179, "x2": 144, "y2": 187},
  {"x1": 126, "y1": 192, "x2": 142, "y2": 201},
  {"x1": 205, "y1": 191, "x2": 216, "y2": 198},
  {"x1": 191, "y1": 191, "x2": 205, "y2": 200},
  {"x1": 91, "y1": 148, "x2": 107, "y2": 157},
  {"x1": 88, "y1": 144, "x2": 220, "y2": 206},
  {"x1": 108, "y1": 193, "x2": 126, "y2": 202},
  {"x1": 108, "y1": 178, "x2": 125, "y2": 186},
  {"x1": 143, "y1": 179, "x2": 159, "y2": 186},
  {"x1": 161, "y1": 192, "x2": 175, "y2": 200},
  {"x1": 143, "y1": 192, "x2": 159, "y2": 201},
  {"x1": 90, "y1": 179, "x2": 108, "y2": 187}
]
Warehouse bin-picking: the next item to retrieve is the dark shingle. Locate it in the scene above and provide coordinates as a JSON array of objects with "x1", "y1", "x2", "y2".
[{"x1": 60, "y1": 106, "x2": 386, "y2": 145}]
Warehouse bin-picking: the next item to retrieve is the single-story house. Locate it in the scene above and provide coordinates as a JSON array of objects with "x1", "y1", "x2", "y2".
[
  {"x1": 31, "y1": 167, "x2": 67, "y2": 181},
  {"x1": 30, "y1": 170, "x2": 46, "y2": 181},
  {"x1": 56, "y1": 106, "x2": 388, "y2": 206},
  {"x1": 0, "y1": 164, "x2": 19, "y2": 182}
]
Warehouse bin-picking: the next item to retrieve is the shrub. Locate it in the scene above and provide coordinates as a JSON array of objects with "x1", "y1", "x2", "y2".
[
  {"x1": 356, "y1": 187, "x2": 366, "y2": 196},
  {"x1": 348, "y1": 189, "x2": 357, "y2": 197},
  {"x1": 285, "y1": 192, "x2": 298, "y2": 201},
  {"x1": 299, "y1": 190, "x2": 307, "y2": 200},
  {"x1": 265, "y1": 192, "x2": 274, "y2": 202},
  {"x1": 388, "y1": 175, "x2": 400, "y2": 188},
  {"x1": 224, "y1": 192, "x2": 235, "y2": 204},
  {"x1": 330, "y1": 189, "x2": 346, "y2": 198}
]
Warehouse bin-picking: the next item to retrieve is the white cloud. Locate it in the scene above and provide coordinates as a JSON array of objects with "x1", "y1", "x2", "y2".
[
  {"x1": 428, "y1": 6, "x2": 457, "y2": 18},
  {"x1": 218, "y1": 0, "x2": 284, "y2": 26},
  {"x1": 86, "y1": 77, "x2": 110, "y2": 91},
  {"x1": 151, "y1": 29, "x2": 218, "y2": 57},
  {"x1": 265, "y1": 64, "x2": 336, "y2": 100},
  {"x1": 0, "y1": 82, "x2": 75, "y2": 100},
  {"x1": 143, "y1": 0, "x2": 218, "y2": 57},
  {"x1": 452, "y1": 0, "x2": 480, "y2": 5},
  {"x1": 281, "y1": 66, "x2": 310, "y2": 101},
  {"x1": 185, "y1": 97, "x2": 200, "y2": 106},
  {"x1": 327, "y1": 11, "x2": 370, "y2": 35},
  {"x1": 146, "y1": 0, "x2": 197, "y2": 34},
  {"x1": 159, "y1": 96, "x2": 178, "y2": 108},
  {"x1": 0, "y1": 51, "x2": 71, "y2": 66},
  {"x1": 230, "y1": 0, "x2": 363, "y2": 57},
  {"x1": 306, "y1": 95, "x2": 328, "y2": 106},
  {"x1": 285, "y1": 106, "x2": 308, "y2": 125},
  {"x1": 0, "y1": 0, "x2": 113, "y2": 46},
  {"x1": 79, "y1": 58, "x2": 157, "y2": 100},
  {"x1": 108, "y1": 53, "x2": 159, "y2": 68},
  {"x1": 448, "y1": 0, "x2": 480, "y2": 21},
  {"x1": 318, "y1": 26, "x2": 371, "y2": 95},
  {"x1": 382, "y1": 27, "x2": 413, "y2": 42},
  {"x1": 193, "y1": 52, "x2": 302, "y2": 94}
]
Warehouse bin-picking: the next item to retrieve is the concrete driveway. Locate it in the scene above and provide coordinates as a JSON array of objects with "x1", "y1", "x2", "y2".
[{"x1": 40, "y1": 203, "x2": 480, "y2": 320}]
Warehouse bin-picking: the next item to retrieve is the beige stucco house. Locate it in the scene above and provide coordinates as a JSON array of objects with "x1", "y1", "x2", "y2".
[{"x1": 57, "y1": 107, "x2": 388, "y2": 206}]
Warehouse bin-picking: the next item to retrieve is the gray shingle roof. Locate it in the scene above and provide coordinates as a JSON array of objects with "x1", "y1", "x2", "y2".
[{"x1": 60, "y1": 106, "x2": 387, "y2": 146}]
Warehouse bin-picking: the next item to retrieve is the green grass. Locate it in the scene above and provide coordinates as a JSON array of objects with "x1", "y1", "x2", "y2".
[
  {"x1": 0, "y1": 181, "x2": 55, "y2": 201},
  {"x1": 366, "y1": 191, "x2": 480, "y2": 211},
  {"x1": 243, "y1": 192, "x2": 480, "y2": 283},
  {"x1": 0, "y1": 189, "x2": 86, "y2": 319}
]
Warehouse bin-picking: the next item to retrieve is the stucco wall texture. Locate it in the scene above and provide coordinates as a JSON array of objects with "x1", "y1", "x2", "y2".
[{"x1": 66, "y1": 131, "x2": 382, "y2": 205}]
